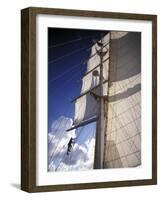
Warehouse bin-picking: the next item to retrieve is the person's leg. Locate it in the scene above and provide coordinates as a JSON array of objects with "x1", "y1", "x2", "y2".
[{"x1": 69, "y1": 146, "x2": 71, "y2": 152}]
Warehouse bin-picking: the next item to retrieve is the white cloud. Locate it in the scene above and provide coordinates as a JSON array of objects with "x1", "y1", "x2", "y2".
[{"x1": 48, "y1": 116, "x2": 96, "y2": 172}]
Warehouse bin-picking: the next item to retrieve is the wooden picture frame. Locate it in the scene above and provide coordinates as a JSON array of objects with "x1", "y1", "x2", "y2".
[{"x1": 21, "y1": 7, "x2": 157, "y2": 192}]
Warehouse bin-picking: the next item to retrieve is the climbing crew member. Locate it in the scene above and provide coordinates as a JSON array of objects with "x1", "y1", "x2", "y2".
[{"x1": 67, "y1": 137, "x2": 74, "y2": 155}]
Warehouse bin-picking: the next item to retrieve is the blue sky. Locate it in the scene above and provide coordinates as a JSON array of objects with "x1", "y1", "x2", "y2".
[{"x1": 48, "y1": 28, "x2": 107, "y2": 132}]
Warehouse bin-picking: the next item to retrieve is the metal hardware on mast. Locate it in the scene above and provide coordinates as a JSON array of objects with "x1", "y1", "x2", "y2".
[{"x1": 94, "y1": 37, "x2": 106, "y2": 169}]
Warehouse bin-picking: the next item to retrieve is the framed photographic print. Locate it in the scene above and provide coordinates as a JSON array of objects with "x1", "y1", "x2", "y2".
[{"x1": 21, "y1": 7, "x2": 157, "y2": 192}]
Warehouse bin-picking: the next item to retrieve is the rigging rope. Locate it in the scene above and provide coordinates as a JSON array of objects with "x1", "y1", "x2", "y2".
[
  {"x1": 55, "y1": 102, "x2": 98, "y2": 171},
  {"x1": 48, "y1": 60, "x2": 91, "y2": 171},
  {"x1": 69, "y1": 122, "x2": 96, "y2": 171},
  {"x1": 49, "y1": 67, "x2": 85, "y2": 95},
  {"x1": 55, "y1": 126, "x2": 85, "y2": 171},
  {"x1": 48, "y1": 97, "x2": 75, "y2": 170},
  {"x1": 49, "y1": 99, "x2": 86, "y2": 170},
  {"x1": 48, "y1": 44, "x2": 92, "y2": 64},
  {"x1": 106, "y1": 80, "x2": 141, "y2": 166},
  {"x1": 49, "y1": 61, "x2": 86, "y2": 83},
  {"x1": 48, "y1": 38, "x2": 110, "y2": 64},
  {"x1": 48, "y1": 35, "x2": 94, "y2": 48},
  {"x1": 48, "y1": 42, "x2": 110, "y2": 85},
  {"x1": 49, "y1": 32, "x2": 109, "y2": 171},
  {"x1": 116, "y1": 82, "x2": 141, "y2": 161},
  {"x1": 49, "y1": 118, "x2": 70, "y2": 164},
  {"x1": 104, "y1": 37, "x2": 141, "y2": 167}
]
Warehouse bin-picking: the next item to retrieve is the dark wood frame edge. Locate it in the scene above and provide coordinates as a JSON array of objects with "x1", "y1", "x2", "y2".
[{"x1": 21, "y1": 7, "x2": 157, "y2": 193}]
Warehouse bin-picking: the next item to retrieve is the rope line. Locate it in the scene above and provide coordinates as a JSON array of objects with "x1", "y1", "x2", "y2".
[
  {"x1": 49, "y1": 119, "x2": 69, "y2": 164},
  {"x1": 55, "y1": 127, "x2": 85, "y2": 171},
  {"x1": 48, "y1": 44, "x2": 92, "y2": 64},
  {"x1": 55, "y1": 116, "x2": 97, "y2": 172},
  {"x1": 49, "y1": 35, "x2": 94, "y2": 48},
  {"x1": 105, "y1": 39, "x2": 141, "y2": 167},
  {"x1": 49, "y1": 61, "x2": 86, "y2": 83},
  {"x1": 48, "y1": 40, "x2": 110, "y2": 64}
]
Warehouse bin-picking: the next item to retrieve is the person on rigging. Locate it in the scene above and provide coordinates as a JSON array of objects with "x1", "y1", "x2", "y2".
[{"x1": 67, "y1": 137, "x2": 75, "y2": 155}]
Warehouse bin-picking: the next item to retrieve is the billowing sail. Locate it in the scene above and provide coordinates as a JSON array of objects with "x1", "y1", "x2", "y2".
[
  {"x1": 103, "y1": 32, "x2": 141, "y2": 168},
  {"x1": 73, "y1": 33, "x2": 110, "y2": 127}
]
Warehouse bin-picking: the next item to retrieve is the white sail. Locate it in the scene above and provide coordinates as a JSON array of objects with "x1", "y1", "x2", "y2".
[
  {"x1": 49, "y1": 31, "x2": 141, "y2": 172},
  {"x1": 104, "y1": 32, "x2": 141, "y2": 168},
  {"x1": 74, "y1": 82, "x2": 109, "y2": 125},
  {"x1": 81, "y1": 61, "x2": 109, "y2": 94},
  {"x1": 73, "y1": 33, "x2": 110, "y2": 126}
]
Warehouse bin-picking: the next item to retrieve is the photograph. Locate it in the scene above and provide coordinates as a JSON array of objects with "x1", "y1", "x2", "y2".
[
  {"x1": 21, "y1": 7, "x2": 157, "y2": 192},
  {"x1": 47, "y1": 28, "x2": 141, "y2": 172}
]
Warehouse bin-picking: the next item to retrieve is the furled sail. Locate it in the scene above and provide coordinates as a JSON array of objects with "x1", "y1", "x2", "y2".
[
  {"x1": 72, "y1": 33, "x2": 110, "y2": 128},
  {"x1": 103, "y1": 32, "x2": 141, "y2": 168}
]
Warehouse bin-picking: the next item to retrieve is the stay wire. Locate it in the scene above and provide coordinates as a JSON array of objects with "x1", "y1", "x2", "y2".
[
  {"x1": 48, "y1": 39, "x2": 110, "y2": 64},
  {"x1": 48, "y1": 44, "x2": 92, "y2": 64},
  {"x1": 48, "y1": 35, "x2": 93, "y2": 49},
  {"x1": 49, "y1": 60, "x2": 87, "y2": 83},
  {"x1": 55, "y1": 126, "x2": 85, "y2": 171}
]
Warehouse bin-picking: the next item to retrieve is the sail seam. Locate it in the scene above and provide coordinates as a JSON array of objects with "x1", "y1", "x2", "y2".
[
  {"x1": 106, "y1": 132, "x2": 140, "y2": 148},
  {"x1": 106, "y1": 150, "x2": 140, "y2": 163}
]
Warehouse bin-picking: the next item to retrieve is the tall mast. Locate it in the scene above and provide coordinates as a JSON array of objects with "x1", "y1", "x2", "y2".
[
  {"x1": 66, "y1": 33, "x2": 110, "y2": 169},
  {"x1": 94, "y1": 37, "x2": 106, "y2": 169}
]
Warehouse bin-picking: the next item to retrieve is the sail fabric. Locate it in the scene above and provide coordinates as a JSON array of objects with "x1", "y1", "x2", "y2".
[
  {"x1": 104, "y1": 32, "x2": 141, "y2": 168},
  {"x1": 74, "y1": 82, "x2": 108, "y2": 125},
  {"x1": 73, "y1": 33, "x2": 110, "y2": 126},
  {"x1": 81, "y1": 61, "x2": 109, "y2": 94},
  {"x1": 74, "y1": 93, "x2": 99, "y2": 125}
]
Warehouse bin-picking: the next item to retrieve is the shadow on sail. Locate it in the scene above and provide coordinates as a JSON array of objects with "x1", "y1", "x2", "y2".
[
  {"x1": 48, "y1": 30, "x2": 141, "y2": 171},
  {"x1": 104, "y1": 31, "x2": 141, "y2": 169},
  {"x1": 109, "y1": 83, "x2": 141, "y2": 102}
]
